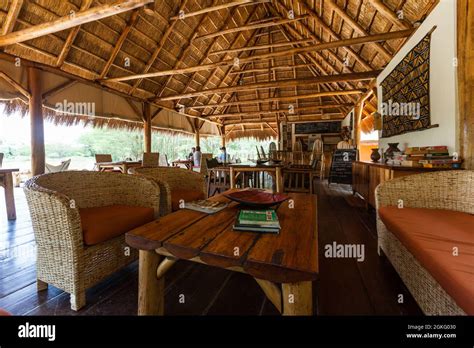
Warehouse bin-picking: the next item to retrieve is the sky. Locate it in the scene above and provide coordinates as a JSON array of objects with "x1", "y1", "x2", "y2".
[{"x1": 0, "y1": 107, "x2": 89, "y2": 145}]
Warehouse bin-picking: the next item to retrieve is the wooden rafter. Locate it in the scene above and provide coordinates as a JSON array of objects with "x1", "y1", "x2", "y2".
[
  {"x1": 106, "y1": 29, "x2": 410, "y2": 83},
  {"x1": 186, "y1": 90, "x2": 364, "y2": 110},
  {"x1": 210, "y1": 38, "x2": 315, "y2": 56},
  {"x1": 170, "y1": 0, "x2": 270, "y2": 20},
  {"x1": 205, "y1": 104, "x2": 353, "y2": 118},
  {"x1": 0, "y1": 71, "x2": 30, "y2": 98},
  {"x1": 99, "y1": 10, "x2": 140, "y2": 79},
  {"x1": 158, "y1": 72, "x2": 376, "y2": 101},
  {"x1": 0, "y1": 0, "x2": 154, "y2": 47},
  {"x1": 129, "y1": 0, "x2": 190, "y2": 95},
  {"x1": 370, "y1": 0, "x2": 412, "y2": 30},
  {"x1": 1, "y1": 0, "x2": 24, "y2": 36},
  {"x1": 55, "y1": 0, "x2": 94, "y2": 67},
  {"x1": 325, "y1": 0, "x2": 394, "y2": 61},
  {"x1": 193, "y1": 15, "x2": 311, "y2": 41}
]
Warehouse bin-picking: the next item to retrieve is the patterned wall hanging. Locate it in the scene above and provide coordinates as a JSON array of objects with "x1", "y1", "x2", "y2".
[{"x1": 380, "y1": 27, "x2": 438, "y2": 138}]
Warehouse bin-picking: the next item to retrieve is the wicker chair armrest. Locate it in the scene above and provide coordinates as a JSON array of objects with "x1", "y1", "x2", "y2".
[
  {"x1": 375, "y1": 170, "x2": 474, "y2": 214},
  {"x1": 24, "y1": 181, "x2": 84, "y2": 251}
]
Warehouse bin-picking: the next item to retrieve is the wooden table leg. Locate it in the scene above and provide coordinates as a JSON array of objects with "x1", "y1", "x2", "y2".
[
  {"x1": 138, "y1": 250, "x2": 164, "y2": 315},
  {"x1": 4, "y1": 173, "x2": 16, "y2": 220},
  {"x1": 281, "y1": 281, "x2": 313, "y2": 316}
]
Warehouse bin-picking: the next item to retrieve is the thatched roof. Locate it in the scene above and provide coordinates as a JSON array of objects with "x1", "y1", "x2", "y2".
[{"x1": 0, "y1": 0, "x2": 437, "y2": 139}]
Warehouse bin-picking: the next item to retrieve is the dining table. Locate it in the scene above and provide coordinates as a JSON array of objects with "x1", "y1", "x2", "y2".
[
  {"x1": 126, "y1": 190, "x2": 318, "y2": 316},
  {"x1": 0, "y1": 168, "x2": 19, "y2": 220},
  {"x1": 172, "y1": 159, "x2": 193, "y2": 170},
  {"x1": 96, "y1": 161, "x2": 142, "y2": 174}
]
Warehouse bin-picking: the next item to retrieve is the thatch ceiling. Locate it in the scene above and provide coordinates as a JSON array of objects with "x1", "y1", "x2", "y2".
[{"x1": 0, "y1": 0, "x2": 437, "y2": 139}]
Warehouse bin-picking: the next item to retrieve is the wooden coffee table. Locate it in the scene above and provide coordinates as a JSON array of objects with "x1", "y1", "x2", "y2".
[{"x1": 126, "y1": 190, "x2": 318, "y2": 316}]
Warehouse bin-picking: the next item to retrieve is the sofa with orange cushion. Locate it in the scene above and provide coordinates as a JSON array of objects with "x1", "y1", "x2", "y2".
[
  {"x1": 376, "y1": 170, "x2": 474, "y2": 315},
  {"x1": 130, "y1": 167, "x2": 206, "y2": 215},
  {"x1": 24, "y1": 171, "x2": 161, "y2": 311}
]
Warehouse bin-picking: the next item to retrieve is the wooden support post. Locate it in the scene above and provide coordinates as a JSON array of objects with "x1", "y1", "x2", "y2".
[
  {"x1": 281, "y1": 281, "x2": 313, "y2": 316},
  {"x1": 28, "y1": 67, "x2": 45, "y2": 176},
  {"x1": 220, "y1": 126, "x2": 226, "y2": 148},
  {"x1": 143, "y1": 103, "x2": 152, "y2": 153},
  {"x1": 194, "y1": 119, "x2": 201, "y2": 147},
  {"x1": 138, "y1": 250, "x2": 164, "y2": 315},
  {"x1": 354, "y1": 103, "x2": 363, "y2": 148},
  {"x1": 458, "y1": 0, "x2": 474, "y2": 169}
]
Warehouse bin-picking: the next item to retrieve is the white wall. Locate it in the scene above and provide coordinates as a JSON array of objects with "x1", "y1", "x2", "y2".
[{"x1": 377, "y1": 0, "x2": 458, "y2": 154}]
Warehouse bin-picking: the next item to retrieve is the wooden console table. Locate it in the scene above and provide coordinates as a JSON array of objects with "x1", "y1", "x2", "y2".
[
  {"x1": 352, "y1": 161, "x2": 458, "y2": 207},
  {"x1": 0, "y1": 168, "x2": 19, "y2": 220}
]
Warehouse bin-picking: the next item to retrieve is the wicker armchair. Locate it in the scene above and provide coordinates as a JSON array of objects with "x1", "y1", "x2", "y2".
[
  {"x1": 130, "y1": 167, "x2": 206, "y2": 216},
  {"x1": 24, "y1": 171, "x2": 161, "y2": 311},
  {"x1": 375, "y1": 170, "x2": 474, "y2": 315}
]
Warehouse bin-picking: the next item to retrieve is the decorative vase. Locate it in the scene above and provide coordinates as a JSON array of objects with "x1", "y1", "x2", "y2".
[
  {"x1": 370, "y1": 148, "x2": 381, "y2": 162},
  {"x1": 384, "y1": 143, "x2": 401, "y2": 160}
]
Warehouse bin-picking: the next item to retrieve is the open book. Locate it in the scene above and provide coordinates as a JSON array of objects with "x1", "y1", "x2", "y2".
[{"x1": 183, "y1": 200, "x2": 229, "y2": 214}]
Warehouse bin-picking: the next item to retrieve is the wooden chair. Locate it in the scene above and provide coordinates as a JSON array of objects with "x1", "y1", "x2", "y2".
[
  {"x1": 207, "y1": 167, "x2": 231, "y2": 197},
  {"x1": 45, "y1": 159, "x2": 71, "y2": 173},
  {"x1": 95, "y1": 154, "x2": 120, "y2": 172},
  {"x1": 142, "y1": 152, "x2": 160, "y2": 167},
  {"x1": 196, "y1": 153, "x2": 213, "y2": 176},
  {"x1": 159, "y1": 154, "x2": 169, "y2": 167},
  {"x1": 268, "y1": 142, "x2": 277, "y2": 160},
  {"x1": 283, "y1": 166, "x2": 314, "y2": 194},
  {"x1": 24, "y1": 171, "x2": 161, "y2": 310}
]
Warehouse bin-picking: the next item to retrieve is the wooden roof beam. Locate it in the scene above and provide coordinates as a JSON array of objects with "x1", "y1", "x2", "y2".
[
  {"x1": 157, "y1": 72, "x2": 379, "y2": 101},
  {"x1": 1, "y1": 0, "x2": 24, "y2": 35},
  {"x1": 55, "y1": 0, "x2": 94, "y2": 67},
  {"x1": 205, "y1": 104, "x2": 353, "y2": 118},
  {"x1": 325, "y1": 0, "x2": 394, "y2": 61},
  {"x1": 106, "y1": 29, "x2": 411, "y2": 83},
  {"x1": 170, "y1": 0, "x2": 270, "y2": 20},
  {"x1": 370, "y1": 0, "x2": 413, "y2": 30},
  {"x1": 193, "y1": 14, "x2": 311, "y2": 41},
  {"x1": 209, "y1": 38, "x2": 315, "y2": 56},
  {"x1": 99, "y1": 9, "x2": 140, "y2": 79},
  {"x1": 129, "y1": 0, "x2": 190, "y2": 95},
  {"x1": 0, "y1": 0, "x2": 154, "y2": 47},
  {"x1": 186, "y1": 90, "x2": 365, "y2": 110},
  {"x1": 293, "y1": 0, "x2": 373, "y2": 71}
]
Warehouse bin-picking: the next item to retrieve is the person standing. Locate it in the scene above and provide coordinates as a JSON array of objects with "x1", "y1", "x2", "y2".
[
  {"x1": 193, "y1": 146, "x2": 202, "y2": 168},
  {"x1": 188, "y1": 147, "x2": 196, "y2": 164},
  {"x1": 218, "y1": 146, "x2": 229, "y2": 164}
]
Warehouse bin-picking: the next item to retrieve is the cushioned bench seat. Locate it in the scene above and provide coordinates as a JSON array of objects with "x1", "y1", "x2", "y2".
[
  {"x1": 80, "y1": 205, "x2": 155, "y2": 246},
  {"x1": 379, "y1": 206, "x2": 474, "y2": 315}
]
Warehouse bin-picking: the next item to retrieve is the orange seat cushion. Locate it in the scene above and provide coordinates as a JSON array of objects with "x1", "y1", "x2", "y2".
[
  {"x1": 171, "y1": 189, "x2": 205, "y2": 212},
  {"x1": 379, "y1": 206, "x2": 474, "y2": 314},
  {"x1": 80, "y1": 205, "x2": 155, "y2": 246},
  {"x1": 0, "y1": 308, "x2": 11, "y2": 316}
]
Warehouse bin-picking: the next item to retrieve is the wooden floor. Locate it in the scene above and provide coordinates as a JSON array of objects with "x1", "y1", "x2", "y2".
[{"x1": 0, "y1": 181, "x2": 422, "y2": 316}]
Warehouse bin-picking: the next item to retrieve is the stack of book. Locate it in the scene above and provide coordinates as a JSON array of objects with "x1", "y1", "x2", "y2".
[
  {"x1": 401, "y1": 146, "x2": 461, "y2": 168},
  {"x1": 233, "y1": 209, "x2": 281, "y2": 234}
]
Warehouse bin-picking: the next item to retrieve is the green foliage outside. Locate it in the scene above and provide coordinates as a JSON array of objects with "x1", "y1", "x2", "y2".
[{"x1": 1, "y1": 127, "x2": 275, "y2": 171}]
